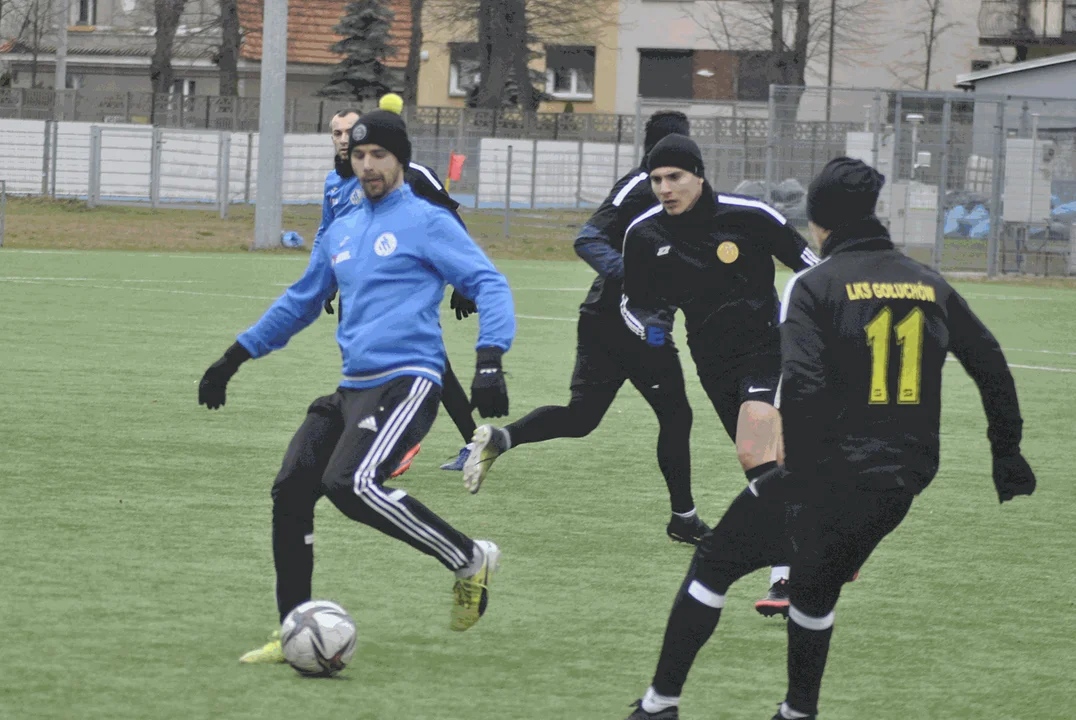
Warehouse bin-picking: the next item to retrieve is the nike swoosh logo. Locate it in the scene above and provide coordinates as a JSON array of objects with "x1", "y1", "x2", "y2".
[{"x1": 748, "y1": 386, "x2": 771, "y2": 393}]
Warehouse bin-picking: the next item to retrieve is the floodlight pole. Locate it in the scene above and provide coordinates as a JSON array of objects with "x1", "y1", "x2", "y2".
[{"x1": 252, "y1": 0, "x2": 288, "y2": 249}]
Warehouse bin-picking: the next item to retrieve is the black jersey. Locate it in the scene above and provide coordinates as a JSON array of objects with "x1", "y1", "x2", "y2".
[
  {"x1": 405, "y1": 162, "x2": 464, "y2": 225},
  {"x1": 779, "y1": 217, "x2": 1023, "y2": 493},
  {"x1": 621, "y1": 186, "x2": 818, "y2": 361},
  {"x1": 573, "y1": 167, "x2": 657, "y2": 315}
]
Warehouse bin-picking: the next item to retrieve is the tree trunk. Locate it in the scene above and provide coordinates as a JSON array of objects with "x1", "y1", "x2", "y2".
[
  {"x1": 403, "y1": 0, "x2": 423, "y2": 104},
  {"x1": 475, "y1": 0, "x2": 510, "y2": 108},
  {"x1": 507, "y1": 0, "x2": 536, "y2": 111},
  {"x1": 218, "y1": 0, "x2": 240, "y2": 96},
  {"x1": 150, "y1": 0, "x2": 186, "y2": 96},
  {"x1": 923, "y1": 2, "x2": 937, "y2": 90}
]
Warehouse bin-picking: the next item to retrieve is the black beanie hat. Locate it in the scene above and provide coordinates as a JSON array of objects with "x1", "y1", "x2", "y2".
[
  {"x1": 348, "y1": 110, "x2": 412, "y2": 167},
  {"x1": 645, "y1": 134, "x2": 705, "y2": 177},
  {"x1": 807, "y1": 157, "x2": 886, "y2": 231},
  {"x1": 644, "y1": 111, "x2": 690, "y2": 154}
]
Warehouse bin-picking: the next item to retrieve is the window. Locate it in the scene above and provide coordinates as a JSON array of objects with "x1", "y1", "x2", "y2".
[
  {"x1": 77, "y1": 0, "x2": 96, "y2": 25},
  {"x1": 970, "y1": 60, "x2": 991, "y2": 72},
  {"x1": 172, "y1": 79, "x2": 196, "y2": 97},
  {"x1": 736, "y1": 51, "x2": 776, "y2": 101},
  {"x1": 449, "y1": 44, "x2": 481, "y2": 98},
  {"x1": 545, "y1": 46, "x2": 595, "y2": 100},
  {"x1": 638, "y1": 49, "x2": 693, "y2": 99}
]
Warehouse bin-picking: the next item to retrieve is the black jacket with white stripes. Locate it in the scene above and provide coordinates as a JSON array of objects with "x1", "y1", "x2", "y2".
[
  {"x1": 780, "y1": 217, "x2": 1023, "y2": 493},
  {"x1": 573, "y1": 166, "x2": 657, "y2": 315},
  {"x1": 621, "y1": 184, "x2": 818, "y2": 362}
]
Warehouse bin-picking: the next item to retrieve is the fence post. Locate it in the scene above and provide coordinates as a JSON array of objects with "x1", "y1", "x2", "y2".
[
  {"x1": 244, "y1": 131, "x2": 254, "y2": 204},
  {"x1": 151, "y1": 127, "x2": 163, "y2": 209},
  {"x1": 50, "y1": 121, "x2": 59, "y2": 198},
  {"x1": 765, "y1": 85, "x2": 777, "y2": 203},
  {"x1": 613, "y1": 115, "x2": 622, "y2": 178},
  {"x1": 892, "y1": 92, "x2": 903, "y2": 179},
  {"x1": 41, "y1": 120, "x2": 52, "y2": 196},
  {"x1": 87, "y1": 125, "x2": 101, "y2": 208},
  {"x1": 576, "y1": 139, "x2": 584, "y2": 207},
  {"x1": 288, "y1": 97, "x2": 298, "y2": 133},
  {"x1": 317, "y1": 100, "x2": 325, "y2": 133},
  {"x1": 16, "y1": 87, "x2": 23, "y2": 119},
  {"x1": 633, "y1": 96, "x2": 643, "y2": 165},
  {"x1": 0, "y1": 180, "x2": 6, "y2": 246},
  {"x1": 530, "y1": 139, "x2": 538, "y2": 209},
  {"x1": 987, "y1": 101, "x2": 1006, "y2": 278},
  {"x1": 932, "y1": 95, "x2": 952, "y2": 271},
  {"x1": 870, "y1": 90, "x2": 882, "y2": 170},
  {"x1": 124, "y1": 91, "x2": 131, "y2": 123},
  {"x1": 219, "y1": 131, "x2": 231, "y2": 219},
  {"x1": 503, "y1": 146, "x2": 513, "y2": 238}
]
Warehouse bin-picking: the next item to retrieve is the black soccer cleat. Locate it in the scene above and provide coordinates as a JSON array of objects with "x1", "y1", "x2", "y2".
[
  {"x1": 626, "y1": 699, "x2": 680, "y2": 719},
  {"x1": 754, "y1": 578, "x2": 790, "y2": 618},
  {"x1": 769, "y1": 705, "x2": 816, "y2": 720},
  {"x1": 666, "y1": 513, "x2": 710, "y2": 546}
]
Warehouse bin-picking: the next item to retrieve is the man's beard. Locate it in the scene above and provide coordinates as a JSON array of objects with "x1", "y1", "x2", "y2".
[{"x1": 335, "y1": 153, "x2": 354, "y2": 179}]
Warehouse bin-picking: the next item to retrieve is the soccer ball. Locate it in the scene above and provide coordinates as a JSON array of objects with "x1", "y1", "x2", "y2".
[{"x1": 280, "y1": 600, "x2": 357, "y2": 677}]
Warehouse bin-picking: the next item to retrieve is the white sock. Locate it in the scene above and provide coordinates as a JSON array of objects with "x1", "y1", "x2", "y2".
[
  {"x1": 641, "y1": 686, "x2": 679, "y2": 713},
  {"x1": 498, "y1": 427, "x2": 512, "y2": 451},
  {"x1": 454, "y1": 543, "x2": 485, "y2": 578},
  {"x1": 672, "y1": 507, "x2": 697, "y2": 519},
  {"x1": 770, "y1": 566, "x2": 790, "y2": 585},
  {"x1": 780, "y1": 701, "x2": 811, "y2": 719}
]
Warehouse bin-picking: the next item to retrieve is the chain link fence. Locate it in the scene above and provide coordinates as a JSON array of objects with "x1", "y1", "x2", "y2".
[
  {"x1": 3, "y1": 86, "x2": 1076, "y2": 275},
  {"x1": 767, "y1": 86, "x2": 1076, "y2": 276}
]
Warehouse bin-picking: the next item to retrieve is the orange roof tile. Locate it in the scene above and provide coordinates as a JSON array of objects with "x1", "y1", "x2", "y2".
[{"x1": 238, "y1": 0, "x2": 410, "y2": 68}]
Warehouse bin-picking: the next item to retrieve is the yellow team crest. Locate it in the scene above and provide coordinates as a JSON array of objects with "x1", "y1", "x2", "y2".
[{"x1": 717, "y1": 241, "x2": 739, "y2": 264}]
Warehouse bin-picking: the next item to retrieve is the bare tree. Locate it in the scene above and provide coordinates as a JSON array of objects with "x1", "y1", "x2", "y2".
[
  {"x1": 217, "y1": 0, "x2": 240, "y2": 96},
  {"x1": 402, "y1": 0, "x2": 423, "y2": 104},
  {"x1": 688, "y1": 0, "x2": 881, "y2": 115},
  {"x1": 427, "y1": 0, "x2": 605, "y2": 110},
  {"x1": 9, "y1": 0, "x2": 54, "y2": 86},
  {"x1": 891, "y1": 0, "x2": 957, "y2": 90},
  {"x1": 150, "y1": 0, "x2": 187, "y2": 95}
]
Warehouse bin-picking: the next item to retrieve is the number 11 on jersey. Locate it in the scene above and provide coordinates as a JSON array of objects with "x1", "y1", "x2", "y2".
[{"x1": 864, "y1": 306, "x2": 924, "y2": 405}]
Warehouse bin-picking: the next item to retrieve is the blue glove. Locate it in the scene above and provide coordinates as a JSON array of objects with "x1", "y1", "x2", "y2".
[{"x1": 645, "y1": 320, "x2": 670, "y2": 348}]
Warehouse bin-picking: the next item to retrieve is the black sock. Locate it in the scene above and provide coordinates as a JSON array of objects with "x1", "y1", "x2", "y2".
[
  {"x1": 441, "y1": 359, "x2": 477, "y2": 443},
  {"x1": 272, "y1": 508, "x2": 314, "y2": 623},
  {"x1": 785, "y1": 617, "x2": 834, "y2": 716},
  {"x1": 504, "y1": 400, "x2": 608, "y2": 446},
  {"x1": 657, "y1": 414, "x2": 694, "y2": 515},
  {"x1": 745, "y1": 460, "x2": 778, "y2": 482},
  {"x1": 652, "y1": 575, "x2": 724, "y2": 697}
]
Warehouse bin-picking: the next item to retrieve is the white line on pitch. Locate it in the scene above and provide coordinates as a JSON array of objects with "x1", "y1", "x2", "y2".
[{"x1": 0, "y1": 276, "x2": 204, "y2": 283}]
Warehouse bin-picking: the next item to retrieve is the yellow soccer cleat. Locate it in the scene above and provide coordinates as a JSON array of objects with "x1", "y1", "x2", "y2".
[
  {"x1": 450, "y1": 540, "x2": 500, "y2": 631},
  {"x1": 463, "y1": 425, "x2": 506, "y2": 494},
  {"x1": 239, "y1": 630, "x2": 285, "y2": 664}
]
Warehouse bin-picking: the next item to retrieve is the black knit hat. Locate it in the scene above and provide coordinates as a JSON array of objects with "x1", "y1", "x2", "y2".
[
  {"x1": 807, "y1": 157, "x2": 886, "y2": 231},
  {"x1": 645, "y1": 134, "x2": 705, "y2": 177},
  {"x1": 348, "y1": 110, "x2": 412, "y2": 167},
  {"x1": 643, "y1": 111, "x2": 690, "y2": 154}
]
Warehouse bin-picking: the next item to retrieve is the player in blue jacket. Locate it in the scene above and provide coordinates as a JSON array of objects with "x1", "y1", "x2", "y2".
[
  {"x1": 198, "y1": 110, "x2": 516, "y2": 661},
  {"x1": 317, "y1": 104, "x2": 479, "y2": 473}
]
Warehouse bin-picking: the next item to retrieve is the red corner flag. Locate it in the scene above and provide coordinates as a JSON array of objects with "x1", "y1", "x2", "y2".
[{"x1": 448, "y1": 152, "x2": 467, "y2": 182}]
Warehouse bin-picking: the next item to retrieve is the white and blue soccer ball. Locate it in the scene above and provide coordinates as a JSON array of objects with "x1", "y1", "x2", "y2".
[{"x1": 280, "y1": 600, "x2": 357, "y2": 677}]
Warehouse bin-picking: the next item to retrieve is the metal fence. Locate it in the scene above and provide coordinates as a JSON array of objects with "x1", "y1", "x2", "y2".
[
  {"x1": 4, "y1": 86, "x2": 1076, "y2": 275},
  {"x1": 766, "y1": 86, "x2": 1076, "y2": 276}
]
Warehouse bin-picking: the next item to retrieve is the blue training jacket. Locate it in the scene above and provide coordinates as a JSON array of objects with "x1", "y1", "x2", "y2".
[
  {"x1": 315, "y1": 169, "x2": 362, "y2": 243},
  {"x1": 238, "y1": 183, "x2": 515, "y2": 389}
]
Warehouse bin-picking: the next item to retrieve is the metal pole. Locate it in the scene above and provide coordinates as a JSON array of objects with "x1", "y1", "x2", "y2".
[
  {"x1": 252, "y1": 0, "x2": 288, "y2": 248},
  {"x1": 932, "y1": 96, "x2": 952, "y2": 271},
  {"x1": 55, "y1": 0, "x2": 69, "y2": 121},
  {"x1": 0, "y1": 180, "x2": 6, "y2": 246},
  {"x1": 151, "y1": 127, "x2": 162, "y2": 209},
  {"x1": 614, "y1": 115, "x2": 622, "y2": 177},
  {"x1": 50, "y1": 121, "x2": 59, "y2": 198},
  {"x1": 575, "y1": 139, "x2": 584, "y2": 207},
  {"x1": 892, "y1": 92, "x2": 903, "y2": 178},
  {"x1": 870, "y1": 90, "x2": 882, "y2": 170},
  {"x1": 987, "y1": 101, "x2": 1006, "y2": 277},
  {"x1": 765, "y1": 85, "x2": 777, "y2": 203},
  {"x1": 244, "y1": 131, "x2": 254, "y2": 203},
  {"x1": 633, "y1": 95, "x2": 643, "y2": 165},
  {"x1": 219, "y1": 131, "x2": 231, "y2": 219},
  {"x1": 88, "y1": 125, "x2": 100, "y2": 208},
  {"x1": 529, "y1": 139, "x2": 538, "y2": 209},
  {"x1": 1027, "y1": 113, "x2": 1040, "y2": 228},
  {"x1": 825, "y1": 0, "x2": 836, "y2": 123},
  {"x1": 41, "y1": 120, "x2": 52, "y2": 196},
  {"x1": 503, "y1": 146, "x2": 512, "y2": 238}
]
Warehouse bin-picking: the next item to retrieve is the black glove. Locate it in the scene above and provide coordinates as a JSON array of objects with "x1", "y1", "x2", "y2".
[
  {"x1": 992, "y1": 452, "x2": 1036, "y2": 503},
  {"x1": 198, "y1": 342, "x2": 251, "y2": 410},
  {"x1": 324, "y1": 291, "x2": 336, "y2": 315},
  {"x1": 470, "y1": 346, "x2": 508, "y2": 418},
  {"x1": 450, "y1": 289, "x2": 477, "y2": 321}
]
